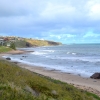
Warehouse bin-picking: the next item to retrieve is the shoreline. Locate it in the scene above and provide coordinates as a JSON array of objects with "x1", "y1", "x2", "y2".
[
  {"x1": 0, "y1": 50, "x2": 100, "y2": 97},
  {"x1": 17, "y1": 63, "x2": 100, "y2": 97}
]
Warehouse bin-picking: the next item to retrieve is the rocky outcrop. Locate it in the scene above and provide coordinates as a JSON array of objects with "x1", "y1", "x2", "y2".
[
  {"x1": 47, "y1": 41, "x2": 62, "y2": 46},
  {"x1": 26, "y1": 42, "x2": 32, "y2": 47},
  {"x1": 6, "y1": 57, "x2": 11, "y2": 60},
  {"x1": 90, "y1": 73, "x2": 100, "y2": 79}
]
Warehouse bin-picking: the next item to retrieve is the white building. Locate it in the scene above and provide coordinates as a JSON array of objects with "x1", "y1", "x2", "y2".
[{"x1": 0, "y1": 39, "x2": 4, "y2": 46}]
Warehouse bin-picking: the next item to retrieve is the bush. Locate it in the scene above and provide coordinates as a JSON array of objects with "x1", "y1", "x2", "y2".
[{"x1": 10, "y1": 42, "x2": 16, "y2": 50}]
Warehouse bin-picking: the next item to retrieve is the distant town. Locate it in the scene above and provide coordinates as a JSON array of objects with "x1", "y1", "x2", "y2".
[
  {"x1": 0, "y1": 36, "x2": 25, "y2": 46},
  {"x1": 0, "y1": 36, "x2": 62, "y2": 47}
]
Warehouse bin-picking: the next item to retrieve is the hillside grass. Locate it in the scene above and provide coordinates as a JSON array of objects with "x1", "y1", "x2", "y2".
[
  {"x1": 0, "y1": 60, "x2": 100, "y2": 100},
  {"x1": 25, "y1": 39, "x2": 61, "y2": 46},
  {"x1": 15, "y1": 40, "x2": 27, "y2": 48},
  {"x1": 14, "y1": 39, "x2": 61, "y2": 48},
  {"x1": 0, "y1": 46, "x2": 12, "y2": 53}
]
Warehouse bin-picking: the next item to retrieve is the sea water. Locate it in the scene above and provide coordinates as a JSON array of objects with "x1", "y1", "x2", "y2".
[{"x1": 4, "y1": 44, "x2": 100, "y2": 77}]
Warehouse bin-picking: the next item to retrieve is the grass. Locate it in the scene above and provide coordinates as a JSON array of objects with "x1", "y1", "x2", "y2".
[
  {"x1": 0, "y1": 59, "x2": 100, "y2": 100},
  {"x1": 14, "y1": 39, "x2": 61, "y2": 48},
  {"x1": 0, "y1": 46, "x2": 12, "y2": 53},
  {"x1": 86, "y1": 92, "x2": 100, "y2": 100},
  {"x1": 15, "y1": 40, "x2": 27, "y2": 48}
]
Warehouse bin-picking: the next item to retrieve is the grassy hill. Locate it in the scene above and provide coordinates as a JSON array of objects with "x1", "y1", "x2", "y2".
[
  {"x1": 25, "y1": 39, "x2": 62, "y2": 47},
  {"x1": 0, "y1": 36, "x2": 62, "y2": 48},
  {"x1": 15, "y1": 39, "x2": 62, "y2": 47},
  {"x1": 0, "y1": 46, "x2": 12, "y2": 53},
  {"x1": 0, "y1": 60, "x2": 100, "y2": 100}
]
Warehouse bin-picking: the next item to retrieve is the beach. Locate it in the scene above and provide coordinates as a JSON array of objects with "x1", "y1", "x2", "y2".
[{"x1": 0, "y1": 49, "x2": 100, "y2": 97}]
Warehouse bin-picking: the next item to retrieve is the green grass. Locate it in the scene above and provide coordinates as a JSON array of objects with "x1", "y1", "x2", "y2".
[
  {"x1": 86, "y1": 92, "x2": 100, "y2": 100},
  {"x1": 0, "y1": 46, "x2": 12, "y2": 53},
  {"x1": 15, "y1": 40, "x2": 27, "y2": 48},
  {"x1": 0, "y1": 60, "x2": 100, "y2": 100}
]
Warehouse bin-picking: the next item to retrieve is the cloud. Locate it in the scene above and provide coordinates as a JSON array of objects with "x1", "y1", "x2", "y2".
[
  {"x1": 40, "y1": 2, "x2": 76, "y2": 19},
  {"x1": 0, "y1": 0, "x2": 100, "y2": 43},
  {"x1": 83, "y1": 32, "x2": 100, "y2": 38},
  {"x1": 49, "y1": 35, "x2": 61, "y2": 39},
  {"x1": 0, "y1": 0, "x2": 28, "y2": 17},
  {"x1": 44, "y1": 33, "x2": 76, "y2": 43},
  {"x1": 86, "y1": 0, "x2": 100, "y2": 20}
]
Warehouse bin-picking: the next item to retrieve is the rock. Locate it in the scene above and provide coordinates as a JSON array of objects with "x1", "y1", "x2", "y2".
[
  {"x1": 13, "y1": 62, "x2": 18, "y2": 64},
  {"x1": 6, "y1": 57, "x2": 11, "y2": 60},
  {"x1": 26, "y1": 42, "x2": 32, "y2": 47},
  {"x1": 24, "y1": 86, "x2": 39, "y2": 96},
  {"x1": 22, "y1": 56, "x2": 27, "y2": 58},
  {"x1": 90, "y1": 73, "x2": 100, "y2": 79},
  {"x1": 51, "y1": 90, "x2": 58, "y2": 95}
]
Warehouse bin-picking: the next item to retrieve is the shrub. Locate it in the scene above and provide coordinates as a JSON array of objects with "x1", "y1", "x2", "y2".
[{"x1": 10, "y1": 42, "x2": 16, "y2": 50}]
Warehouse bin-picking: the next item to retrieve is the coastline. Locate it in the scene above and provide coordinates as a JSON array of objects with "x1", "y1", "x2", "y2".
[
  {"x1": 17, "y1": 63, "x2": 100, "y2": 97},
  {"x1": 0, "y1": 50, "x2": 100, "y2": 97}
]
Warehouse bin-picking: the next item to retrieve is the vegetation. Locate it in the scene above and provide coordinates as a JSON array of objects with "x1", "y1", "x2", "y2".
[
  {"x1": 0, "y1": 46, "x2": 12, "y2": 53},
  {"x1": 15, "y1": 40, "x2": 27, "y2": 48},
  {"x1": 14, "y1": 39, "x2": 61, "y2": 48},
  {"x1": 0, "y1": 60, "x2": 100, "y2": 100},
  {"x1": 25, "y1": 39, "x2": 62, "y2": 47},
  {"x1": 0, "y1": 36, "x2": 62, "y2": 48},
  {"x1": 10, "y1": 42, "x2": 16, "y2": 50}
]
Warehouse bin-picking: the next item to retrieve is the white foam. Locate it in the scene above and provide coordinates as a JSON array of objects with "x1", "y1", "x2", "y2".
[
  {"x1": 77, "y1": 57, "x2": 100, "y2": 63},
  {"x1": 2, "y1": 56, "x2": 7, "y2": 58},
  {"x1": 72, "y1": 53, "x2": 77, "y2": 55},
  {"x1": 49, "y1": 56, "x2": 100, "y2": 63},
  {"x1": 67, "y1": 52, "x2": 77, "y2": 55},
  {"x1": 42, "y1": 50, "x2": 55, "y2": 53},
  {"x1": 31, "y1": 51, "x2": 47, "y2": 55},
  {"x1": 3, "y1": 56, "x2": 95, "y2": 78}
]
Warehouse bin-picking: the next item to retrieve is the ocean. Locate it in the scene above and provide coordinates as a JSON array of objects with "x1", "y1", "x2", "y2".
[{"x1": 3, "y1": 44, "x2": 100, "y2": 77}]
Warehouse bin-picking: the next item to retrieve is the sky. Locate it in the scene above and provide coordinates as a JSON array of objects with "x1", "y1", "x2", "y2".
[{"x1": 0, "y1": 0, "x2": 100, "y2": 44}]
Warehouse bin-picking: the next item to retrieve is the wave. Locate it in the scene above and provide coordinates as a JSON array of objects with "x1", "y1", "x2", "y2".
[
  {"x1": 67, "y1": 52, "x2": 77, "y2": 55},
  {"x1": 2, "y1": 55, "x2": 97, "y2": 78},
  {"x1": 30, "y1": 50, "x2": 55, "y2": 56},
  {"x1": 3, "y1": 56, "x2": 41, "y2": 66},
  {"x1": 31, "y1": 51, "x2": 47, "y2": 55},
  {"x1": 44, "y1": 55, "x2": 100, "y2": 63},
  {"x1": 42, "y1": 50, "x2": 55, "y2": 53},
  {"x1": 72, "y1": 53, "x2": 77, "y2": 55}
]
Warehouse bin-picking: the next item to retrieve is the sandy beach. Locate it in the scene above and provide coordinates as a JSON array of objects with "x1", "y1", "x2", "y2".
[{"x1": 0, "y1": 50, "x2": 100, "y2": 97}]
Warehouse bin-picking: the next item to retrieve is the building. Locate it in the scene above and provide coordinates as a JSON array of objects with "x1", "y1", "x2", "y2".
[{"x1": 0, "y1": 39, "x2": 4, "y2": 46}]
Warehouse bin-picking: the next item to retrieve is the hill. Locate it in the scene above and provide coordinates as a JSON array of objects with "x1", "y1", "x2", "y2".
[
  {"x1": 15, "y1": 38, "x2": 62, "y2": 48},
  {"x1": 25, "y1": 39, "x2": 62, "y2": 47},
  {"x1": 0, "y1": 36, "x2": 62, "y2": 47}
]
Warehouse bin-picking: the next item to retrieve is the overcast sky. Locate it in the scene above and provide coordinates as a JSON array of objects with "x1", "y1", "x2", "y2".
[{"x1": 0, "y1": 0, "x2": 100, "y2": 43}]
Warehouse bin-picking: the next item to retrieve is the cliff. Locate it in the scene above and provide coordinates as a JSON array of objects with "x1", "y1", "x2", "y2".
[{"x1": 25, "y1": 39, "x2": 62, "y2": 47}]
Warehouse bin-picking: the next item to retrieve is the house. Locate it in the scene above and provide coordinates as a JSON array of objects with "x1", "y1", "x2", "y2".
[
  {"x1": 0, "y1": 39, "x2": 4, "y2": 46},
  {"x1": 0, "y1": 38, "x2": 11, "y2": 46},
  {"x1": 0, "y1": 36, "x2": 16, "y2": 47}
]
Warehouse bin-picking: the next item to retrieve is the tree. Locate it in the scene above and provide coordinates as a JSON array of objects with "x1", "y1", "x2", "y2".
[{"x1": 10, "y1": 42, "x2": 16, "y2": 50}]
